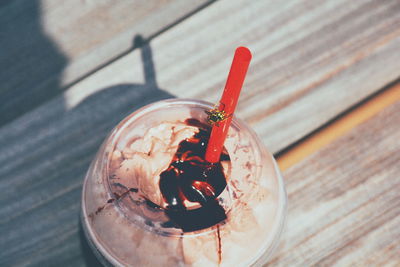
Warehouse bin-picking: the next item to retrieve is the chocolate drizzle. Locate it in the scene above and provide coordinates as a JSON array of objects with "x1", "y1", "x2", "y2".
[
  {"x1": 217, "y1": 225, "x2": 222, "y2": 264},
  {"x1": 89, "y1": 187, "x2": 138, "y2": 220},
  {"x1": 159, "y1": 119, "x2": 230, "y2": 232}
]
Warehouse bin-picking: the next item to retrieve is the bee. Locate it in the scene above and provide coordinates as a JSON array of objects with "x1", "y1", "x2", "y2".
[{"x1": 205, "y1": 103, "x2": 232, "y2": 126}]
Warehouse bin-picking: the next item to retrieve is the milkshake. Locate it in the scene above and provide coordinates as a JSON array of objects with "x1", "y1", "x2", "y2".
[{"x1": 81, "y1": 99, "x2": 287, "y2": 266}]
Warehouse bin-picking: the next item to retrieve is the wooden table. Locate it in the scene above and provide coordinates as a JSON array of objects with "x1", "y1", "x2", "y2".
[{"x1": 1, "y1": 0, "x2": 399, "y2": 266}]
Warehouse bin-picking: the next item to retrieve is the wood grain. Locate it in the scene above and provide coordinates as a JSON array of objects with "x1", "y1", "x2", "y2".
[
  {"x1": 277, "y1": 82, "x2": 400, "y2": 170},
  {"x1": 54, "y1": 0, "x2": 400, "y2": 153},
  {"x1": 267, "y1": 100, "x2": 400, "y2": 266},
  {"x1": 0, "y1": 0, "x2": 213, "y2": 125}
]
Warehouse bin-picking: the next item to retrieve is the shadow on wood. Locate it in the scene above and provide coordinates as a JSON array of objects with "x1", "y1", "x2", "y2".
[
  {"x1": 0, "y1": 35, "x2": 175, "y2": 266},
  {"x1": 0, "y1": 0, "x2": 68, "y2": 126}
]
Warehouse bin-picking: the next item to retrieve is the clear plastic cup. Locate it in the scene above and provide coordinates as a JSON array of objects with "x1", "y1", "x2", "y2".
[{"x1": 81, "y1": 99, "x2": 287, "y2": 266}]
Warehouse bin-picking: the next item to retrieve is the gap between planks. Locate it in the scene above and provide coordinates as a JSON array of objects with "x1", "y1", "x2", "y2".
[{"x1": 276, "y1": 80, "x2": 400, "y2": 171}]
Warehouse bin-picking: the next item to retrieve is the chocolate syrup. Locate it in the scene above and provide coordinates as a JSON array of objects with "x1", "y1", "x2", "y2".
[
  {"x1": 89, "y1": 187, "x2": 138, "y2": 220},
  {"x1": 159, "y1": 119, "x2": 230, "y2": 232},
  {"x1": 217, "y1": 225, "x2": 222, "y2": 264}
]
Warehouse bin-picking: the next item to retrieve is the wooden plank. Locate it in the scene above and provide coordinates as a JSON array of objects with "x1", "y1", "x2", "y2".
[
  {"x1": 267, "y1": 100, "x2": 400, "y2": 266},
  {"x1": 1, "y1": 0, "x2": 400, "y2": 265},
  {"x1": 277, "y1": 82, "x2": 400, "y2": 170},
  {"x1": 0, "y1": 0, "x2": 213, "y2": 125},
  {"x1": 58, "y1": 0, "x2": 400, "y2": 152}
]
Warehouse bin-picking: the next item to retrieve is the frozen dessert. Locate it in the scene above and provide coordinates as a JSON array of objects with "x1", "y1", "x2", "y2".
[{"x1": 81, "y1": 99, "x2": 286, "y2": 266}]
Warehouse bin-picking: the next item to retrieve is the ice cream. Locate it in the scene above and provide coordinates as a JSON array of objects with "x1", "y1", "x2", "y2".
[
  {"x1": 81, "y1": 99, "x2": 285, "y2": 267},
  {"x1": 111, "y1": 121, "x2": 201, "y2": 208}
]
